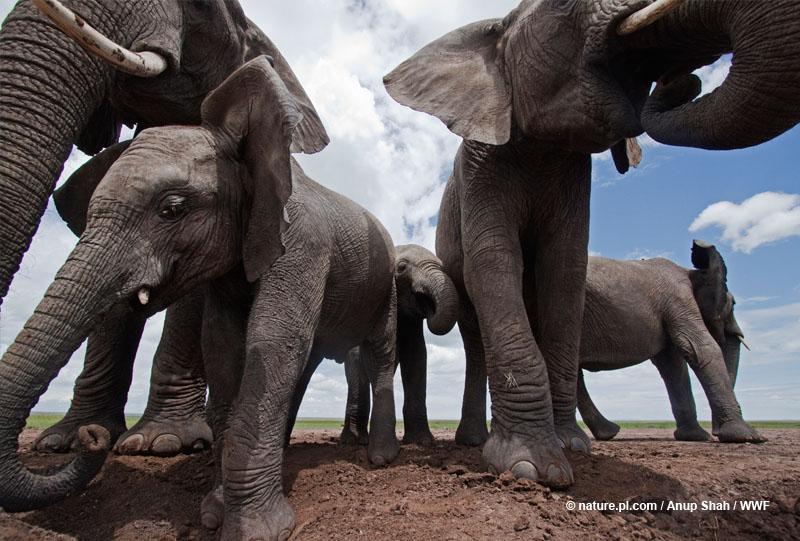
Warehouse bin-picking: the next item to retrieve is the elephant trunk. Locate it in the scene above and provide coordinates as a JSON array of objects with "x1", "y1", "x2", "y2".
[
  {"x1": 0, "y1": 2, "x2": 111, "y2": 307},
  {"x1": 722, "y1": 333, "x2": 741, "y2": 389},
  {"x1": 640, "y1": 0, "x2": 800, "y2": 149},
  {"x1": 420, "y1": 266, "x2": 459, "y2": 336},
  {"x1": 0, "y1": 233, "x2": 129, "y2": 511}
]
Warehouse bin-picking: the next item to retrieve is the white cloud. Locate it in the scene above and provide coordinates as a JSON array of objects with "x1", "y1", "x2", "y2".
[{"x1": 690, "y1": 192, "x2": 800, "y2": 253}]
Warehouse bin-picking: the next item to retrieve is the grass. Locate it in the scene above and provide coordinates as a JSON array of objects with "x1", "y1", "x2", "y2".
[{"x1": 25, "y1": 414, "x2": 800, "y2": 431}]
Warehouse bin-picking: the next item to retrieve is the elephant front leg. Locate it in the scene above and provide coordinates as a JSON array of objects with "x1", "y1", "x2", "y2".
[
  {"x1": 115, "y1": 289, "x2": 211, "y2": 456},
  {"x1": 34, "y1": 303, "x2": 144, "y2": 452},
  {"x1": 651, "y1": 352, "x2": 711, "y2": 442},
  {"x1": 462, "y1": 226, "x2": 572, "y2": 489},
  {"x1": 341, "y1": 348, "x2": 370, "y2": 446},
  {"x1": 398, "y1": 317, "x2": 434, "y2": 445},
  {"x1": 455, "y1": 301, "x2": 489, "y2": 446}
]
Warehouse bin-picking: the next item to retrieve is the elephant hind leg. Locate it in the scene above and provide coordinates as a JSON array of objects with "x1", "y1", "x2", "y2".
[
  {"x1": 341, "y1": 348, "x2": 370, "y2": 446},
  {"x1": 399, "y1": 317, "x2": 434, "y2": 445},
  {"x1": 285, "y1": 354, "x2": 324, "y2": 447},
  {"x1": 577, "y1": 371, "x2": 620, "y2": 441},
  {"x1": 455, "y1": 300, "x2": 488, "y2": 447},
  {"x1": 651, "y1": 350, "x2": 710, "y2": 442}
]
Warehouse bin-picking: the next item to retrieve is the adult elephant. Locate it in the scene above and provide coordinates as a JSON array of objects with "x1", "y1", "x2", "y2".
[
  {"x1": 385, "y1": 0, "x2": 800, "y2": 488},
  {"x1": 0, "y1": 0, "x2": 327, "y2": 454}
]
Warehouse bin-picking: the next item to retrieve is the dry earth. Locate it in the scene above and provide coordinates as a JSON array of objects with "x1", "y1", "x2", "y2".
[{"x1": 1, "y1": 428, "x2": 798, "y2": 540}]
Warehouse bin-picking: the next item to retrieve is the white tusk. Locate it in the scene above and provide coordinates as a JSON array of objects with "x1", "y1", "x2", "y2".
[
  {"x1": 32, "y1": 0, "x2": 167, "y2": 77},
  {"x1": 617, "y1": 0, "x2": 686, "y2": 36},
  {"x1": 737, "y1": 336, "x2": 751, "y2": 351},
  {"x1": 626, "y1": 138, "x2": 643, "y2": 168},
  {"x1": 137, "y1": 288, "x2": 150, "y2": 306}
]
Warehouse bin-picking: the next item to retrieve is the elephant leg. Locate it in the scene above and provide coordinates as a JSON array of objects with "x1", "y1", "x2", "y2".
[
  {"x1": 341, "y1": 348, "x2": 370, "y2": 446},
  {"x1": 455, "y1": 300, "x2": 489, "y2": 447},
  {"x1": 34, "y1": 303, "x2": 144, "y2": 452},
  {"x1": 399, "y1": 317, "x2": 434, "y2": 445},
  {"x1": 577, "y1": 371, "x2": 620, "y2": 441},
  {"x1": 284, "y1": 354, "x2": 324, "y2": 447},
  {"x1": 115, "y1": 289, "x2": 211, "y2": 456},
  {"x1": 651, "y1": 351, "x2": 711, "y2": 442},
  {"x1": 672, "y1": 326, "x2": 764, "y2": 443}
]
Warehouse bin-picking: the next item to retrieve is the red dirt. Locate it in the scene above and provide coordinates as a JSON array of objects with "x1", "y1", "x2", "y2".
[{"x1": 2, "y1": 428, "x2": 798, "y2": 540}]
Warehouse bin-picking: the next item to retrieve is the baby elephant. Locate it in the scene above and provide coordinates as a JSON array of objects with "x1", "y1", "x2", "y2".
[
  {"x1": 0, "y1": 57, "x2": 400, "y2": 540},
  {"x1": 338, "y1": 245, "x2": 459, "y2": 446},
  {"x1": 578, "y1": 241, "x2": 759, "y2": 443}
]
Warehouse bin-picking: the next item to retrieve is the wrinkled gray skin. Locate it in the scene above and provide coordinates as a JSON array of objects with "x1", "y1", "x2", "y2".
[
  {"x1": 335, "y1": 245, "x2": 459, "y2": 446},
  {"x1": 385, "y1": 0, "x2": 800, "y2": 488},
  {"x1": 0, "y1": 58, "x2": 400, "y2": 541},
  {"x1": 0, "y1": 0, "x2": 328, "y2": 456}
]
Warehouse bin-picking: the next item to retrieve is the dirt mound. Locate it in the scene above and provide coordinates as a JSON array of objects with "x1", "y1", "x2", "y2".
[{"x1": 3, "y1": 429, "x2": 798, "y2": 540}]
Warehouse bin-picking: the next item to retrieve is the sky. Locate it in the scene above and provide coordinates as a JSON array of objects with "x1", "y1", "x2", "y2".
[{"x1": 0, "y1": 0, "x2": 798, "y2": 422}]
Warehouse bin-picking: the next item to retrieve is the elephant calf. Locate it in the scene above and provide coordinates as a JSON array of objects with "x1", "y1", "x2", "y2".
[
  {"x1": 578, "y1": 241, "x2": 761, "y2": 443},
  {"x1": 0, "y1": 57, "x2": 400, "y2": 541}
]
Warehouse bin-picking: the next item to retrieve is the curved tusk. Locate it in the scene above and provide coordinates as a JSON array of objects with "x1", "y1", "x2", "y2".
[
  {"x1": 626, "y1": 138, "x2": 643, "y2": 168},
  {"x1": 737, "y1": 336, "x2": 751, "y2": 351},
  {"x1": 32, "y1": 0, "x2": 167, "y2": 77},
  {"x1": 137, "y1": 288, "x2": 150, "y2": 306},
  {"x1": 617, "y1": 0, "x2": 686, "y2": 36}
]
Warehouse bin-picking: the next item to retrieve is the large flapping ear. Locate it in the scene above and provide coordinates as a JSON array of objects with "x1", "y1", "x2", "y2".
[
  {"x1": 243, "y1": 20, "x2": 330, "y2": 154},
  {"x1": 690, "y1": 239, "x2": 729, "y2": 340},
  {"x1": 54, "y1": 141, "x2": 132, "y2": 237},
  {"x1": 384, "y1": 19, "x2": 512, "y2": 145},
  {"x1": 201, "y1": 55, "x2": 302, "y2": 283}
]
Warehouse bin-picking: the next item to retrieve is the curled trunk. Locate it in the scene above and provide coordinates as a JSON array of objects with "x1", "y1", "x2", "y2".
[
  {"x1": 639, "y1": 0, "x2": 800, "y2": 149},
  {"x1": 0, "y1": 237, "x2": 126, "y2": 511},
  {"x1": 422, "y1": 268, "x2": 459, "y2": 336}
]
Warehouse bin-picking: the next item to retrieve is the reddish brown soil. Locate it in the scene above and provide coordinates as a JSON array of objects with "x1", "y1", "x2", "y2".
[{"x1": 1, "y1": 429, "x2": 798, "y2": 540}]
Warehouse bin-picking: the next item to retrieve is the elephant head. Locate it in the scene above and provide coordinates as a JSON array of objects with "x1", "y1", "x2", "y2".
[
  {"x1": 394, "y1": 245, "x2": 458, "y2": 335},
  {"x1": 0, "y1": 56, "x2": 322, "y2": 511},
  {"x1": 0, "y1": 0, "x2": 328, "y2": 307},
  {"x1": 384, "y1": 0, "x2": 800, "y2": 161},
  {"x1": 690, "y1": 240, "x2": 744, "y2": 388}
]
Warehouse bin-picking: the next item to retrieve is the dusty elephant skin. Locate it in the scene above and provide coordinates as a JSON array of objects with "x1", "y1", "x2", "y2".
[
  {"x1": 337, "y1": 245, "x2": 459, "y2": 447},
  {"x1": 0, "y1": 57, "x2": 401, "y2": 541},
  {"x1": 0, "y1": 0, "x2": 328, "y2": 456},
  {"x1": 384, "y1": 0, "x2": 800, "y2": 488}
]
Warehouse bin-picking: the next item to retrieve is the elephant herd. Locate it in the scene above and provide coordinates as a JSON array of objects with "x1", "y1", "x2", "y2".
[{"x1": 1, "y1": 0, "x2": 798, "y2": 539}]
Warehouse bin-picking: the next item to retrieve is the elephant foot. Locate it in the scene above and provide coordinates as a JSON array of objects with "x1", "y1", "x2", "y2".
[
  {"x1": 367, "y1": 432, "x2": 400, "y2": 467},
  {"x1": 114, "y1": 415, "x2": 212, "y2": 456},
  {"x1": 201, "y1": 485, "x2": 224, "y2": 530},
  {"x1": 716, "y1": 420, "x2": 767, "y2": 444},
  {"x1": 34, "y1": 412, "x2": 126, "y2": 453},
  {"x1": 219, "y1": 496, "x2": 296, "y2": 541},
  {"x1": 555, "y1": 421, "x2": 592, "y2": 453},
  {"x1": 482, "y1": 429, "x2": 574, "y2": 489},
  {"x1": 402, "y1": 426, "x2": 435, "y2": 446},
  {"x1": 674, "y1": 424, "x2": 712, "y2": 442},
  {"x1": 587, "y1": 419, "x2": 620, "y2": 441},
  {"x1": 455, "y1": 417, "x2": 488, "y2": 447},
  {"x1": 339, "y1": 426, "x2": 369, "y2": 446}
]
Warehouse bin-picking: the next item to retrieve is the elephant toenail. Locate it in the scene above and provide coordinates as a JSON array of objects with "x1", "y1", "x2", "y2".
[
  {"x1": 279, "y1": 529, "x2": 292, "y2": 541},
  {"x1": 192, "y1": 439, "x2": 207, "y2": 451},
  {"x1": 152, "y1": 434, "x2": 181, "y2": 456},
  {"x1": 37, "y1": 434, "x2": 63, "y2": 450},
  {"x1": 571, "y1": 437, "x2": 589, "y2": 453},
  {"x1": 511, "y1": 461, "x2": 539, "y2": 481},
  {"x1": 546, "y1": 463, "x2": 574, "y2": 488},
  {"x1": 201, "y1": 511, "x2": 221, "y2": 530},
  {"x1": 117, "y1": 434, "x2": 144, "y2": 454}
]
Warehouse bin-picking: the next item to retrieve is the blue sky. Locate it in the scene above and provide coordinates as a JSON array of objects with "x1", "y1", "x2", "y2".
[{"x1": 1, "y1": 0, "x2": 798, "y2": 422}]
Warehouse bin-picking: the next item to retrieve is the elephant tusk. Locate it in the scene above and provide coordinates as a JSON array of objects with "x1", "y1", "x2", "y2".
[
  {"x1": 32, "y1": 0, "x2": 167, "y2": 77},
  {"x1": 626, "y1": 138, "x2": 643, "y2": 168},
  {"x1": 137, "y1": 288, "x2": 150, "y2": 306},
  {"x1": 617, "y1": 0, "x2": 686, "y2": 36},
  {"x1": 738, "y1": 336, "x2": 751, "y2": 351}
]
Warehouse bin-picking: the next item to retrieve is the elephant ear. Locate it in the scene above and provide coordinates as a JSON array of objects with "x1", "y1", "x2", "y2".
[
  {"x1": 243, "y1": 20, "x2": 330, "y2": 154},
  {"x1": 690, "y1": 239, "x2": 729, "y2": 342},
  {"x1": 201, "y1": 55, "x2": 303, "y2": 283},
  {"x1": 384, "y1": 19, "x2": 512, "y2": 145},
  {"x1": 54, "y1": 141, "x2": 132, "y2": 237}
]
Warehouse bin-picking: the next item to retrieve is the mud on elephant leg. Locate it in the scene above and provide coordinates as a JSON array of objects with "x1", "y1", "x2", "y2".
[
  {"x1": 341, "y1": 348, "x2": 370, "y2": 446},
  {"x1": 652, "y1": 351, "x2": 711, "y2": 442},
  {"x1": 115, "y1": 290, "x2": 212, "y2": 456},
  {"x1": 34, "y1": 303, "x2": 144, "y2": 452},
  {"x1": 455, "y1": 302, "x2": 489, "y2": 447},
  {"x1": 398, "y1": 317, "x2": 434, "y2": 445},
  {"x1": 577, "y1": 372, "x2": 620, "y2": 441}
]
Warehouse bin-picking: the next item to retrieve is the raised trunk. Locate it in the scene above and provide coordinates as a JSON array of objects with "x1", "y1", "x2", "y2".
[
  {"x1": 0, "y1": 234, "x2": 127, "y2": 511},
  {"x1": 639, "y1": 0, "x2": 800, "y2": 149},
  {"x1": 423, "y1": 269, "x2": 459, "y2": 336},
  {"x1": 0, "y1": 1, "x2": 111, "y2": 307}
]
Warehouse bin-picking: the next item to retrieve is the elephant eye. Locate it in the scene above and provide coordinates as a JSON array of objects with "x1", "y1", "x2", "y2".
[
  {"x1": 396, "y1": 261, "x2": 408, "y2": 274},
  {"x1": 158, "y1": 195, "x2": 188, "y2": 222}
]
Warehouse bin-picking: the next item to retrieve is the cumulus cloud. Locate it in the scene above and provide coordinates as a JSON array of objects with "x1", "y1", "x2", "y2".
[{"x1": 689, "y1": 192, "x2": 800, "y2": 253}]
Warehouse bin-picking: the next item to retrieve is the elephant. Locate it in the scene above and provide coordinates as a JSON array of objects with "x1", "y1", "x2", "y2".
[
  {"x1": 333, "y1": 244, "x2": 459, "y2": 447},
  {"x1": 384, "y1": 0, "x2": 800, "y2": 488},
  {"x1": 0, "y1": 57, "x2": 401, "y2": 541},
  {"x1": 0, "y1": 0, "x2": 328, "y2": 456}
]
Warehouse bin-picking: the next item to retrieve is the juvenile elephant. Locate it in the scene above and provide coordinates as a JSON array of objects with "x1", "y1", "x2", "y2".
[
  {"x1": 4, "y1": 0, "x2": 328, "y2": 456},
  {"x1": 0, "y1": 57, "x2": 400, "y2": 540},
  {"x1": 385, "y1": 0, "x2": 800, "y2": 487},
  {"x1": 337, "y1": 245, "x2": 459, "y2": 446}
]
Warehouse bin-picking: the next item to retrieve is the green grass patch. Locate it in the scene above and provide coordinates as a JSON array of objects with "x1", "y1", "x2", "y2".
[{"x1": 25, "y1": 414, "x2": 800, "y2": 431}]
